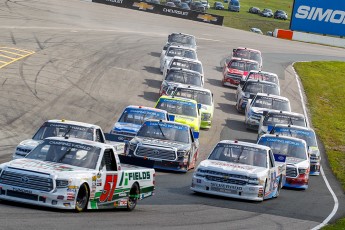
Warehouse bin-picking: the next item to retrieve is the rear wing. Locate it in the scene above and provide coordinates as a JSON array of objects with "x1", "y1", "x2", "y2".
[
  {"x1": 104, "y1": 133, "x2": 134, "y2": 143},
  {"x1": 274, "y1": 153, "x2": 287, "y2": 163},
  {"x1": 118, "y1": 155, "x2": 155, "y2": 169}
]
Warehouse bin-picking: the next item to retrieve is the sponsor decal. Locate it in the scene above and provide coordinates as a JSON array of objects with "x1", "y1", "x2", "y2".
[
  {"x1": 13, "y1": 187, "x2": 32, "y2": 194},
  {"x1": 145, "y1": 121, "x2": 188, "y2": 130},
  {"x1": 132, "y1": 2, "x2": 154, "y2": 10},
  {"x1": 210, "y1": 183, "x2": 243, "y2": 191},
  {"x1": 12, "y1": 159, "x2": 75, "y2": 171},
  {"x1": 210, "y1": 161, "x2": 256, "y2": 170},
  {"x1": 163, "y1": 8, "x2": 188, "y2": 16},
  {"x1": 100, "y1": 174, "x2": 118, "y2": 202},
  {"x1": 128, "y1": 171, "x2": 151, "y2": 180},
  {"x1": 48, "y1": 141, "x2": 93, "y2": 151},
  {"x1": 197, "y1": 14, "x2": 218, "y2": 22},
  {"x1": 106, "y1": 0, "x2": 123, "y2": 3},
  {"x1": 295, "y1": 6, "x2": 345, "y2": 24}
]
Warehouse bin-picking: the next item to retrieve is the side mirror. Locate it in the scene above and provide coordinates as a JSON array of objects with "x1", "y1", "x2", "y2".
[
  {"x1": 168, "y1": 114, "x2": 175, "y2": 121},
  {"x1": 263, "y1": 111, "x2": 268, "y2": 117},
  {"x1": 193, "y1": 131, "x2": 199, "y2": 139},
  {"x1": 233, "y1": 48, "x2": 236, "y2": 53},
  {"x1": 197, "y1": 103, "x2": 202, "y2": 110}
]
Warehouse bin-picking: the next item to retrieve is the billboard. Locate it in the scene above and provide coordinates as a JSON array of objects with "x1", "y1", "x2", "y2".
[
  {"x1": 290, "y1": 0, "x2": 345, "y2": 37},
  {"x1": 92, "y1": 0, "x2": 223, "y2": 26}
]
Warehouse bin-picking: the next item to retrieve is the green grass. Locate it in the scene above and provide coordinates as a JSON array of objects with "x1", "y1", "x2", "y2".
[
  {"x1": 322, "y1": 218, "x2": 345, "y2": 230},
  {"x1": 294, "y1": 62, "x2": 345, "y2": 229},
  {"x1": 206, "y1": 0, "x2": 293, "y2": 34}
]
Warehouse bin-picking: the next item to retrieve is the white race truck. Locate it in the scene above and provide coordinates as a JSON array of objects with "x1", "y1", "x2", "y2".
[
  {"x1": 0, "y1": 137, "x2": 155, "y2": 212},
  {"x1": 191, "y1": 140, "x2": 286, "y2": 201},
  {"x1": 13, "y1": 119, "x2": 124, "y2": 159}
]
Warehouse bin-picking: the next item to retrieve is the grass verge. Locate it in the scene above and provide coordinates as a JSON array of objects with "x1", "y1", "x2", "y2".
[
  {"x1": 294, "y1": 61, "x2": 345, "y2": 229},
  {"x1": 206, "y1": 0, "x2": 293, "y2": 34}
]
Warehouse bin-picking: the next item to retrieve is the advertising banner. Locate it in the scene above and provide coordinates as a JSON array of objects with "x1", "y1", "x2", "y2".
[
  {"x1": 290, "y1": 0, "x2": 345, "y2": 36},
  {"x1": 93, "y1": 0, "x2": 223, "y2": 26}
]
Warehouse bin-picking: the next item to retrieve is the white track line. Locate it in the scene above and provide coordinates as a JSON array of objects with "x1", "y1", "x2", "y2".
[{"x1": 292, "y1": 62, "x2": 339, "y2": 229}]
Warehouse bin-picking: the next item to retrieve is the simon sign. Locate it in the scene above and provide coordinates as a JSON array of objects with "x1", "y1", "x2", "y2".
[{"x1": 290, "y1": 0, "x2": 345, "y2": 36}]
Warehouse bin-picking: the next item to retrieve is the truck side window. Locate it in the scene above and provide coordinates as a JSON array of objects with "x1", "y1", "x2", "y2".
[
  {"x1": 269, "y1": 150, "x2": 275, "y2": 168},
  {"x1": 101, "y1": 149, "x2": 117, "y2": 171},
  {"x1": 96, "y1": 129, "x2": 105, "y2": 143}
]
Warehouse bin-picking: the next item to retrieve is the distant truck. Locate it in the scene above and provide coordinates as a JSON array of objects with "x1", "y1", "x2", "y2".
[
  {"x1": 191, "y1": 140, "x2": 286, "y2": 201},
  {"x1": 0, "y1": 137, "x2": 155, "y2": 212},
  {"x1": 13, "y1": 119, "x2": 124, "y2": 159}
]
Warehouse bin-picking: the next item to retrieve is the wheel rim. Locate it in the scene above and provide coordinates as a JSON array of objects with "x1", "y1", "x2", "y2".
[{"x1": 128, "y1": 187, "x2": 138, "y2": 208}]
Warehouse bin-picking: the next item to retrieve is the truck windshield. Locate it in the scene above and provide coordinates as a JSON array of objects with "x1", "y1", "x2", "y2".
[
  {"x1": 247, "y1": 72, "x2": 279, "y2": 85},
  {"x1": 118, "y1": 108, "x2": 166, "y2": 125},
  {"x1": 208, "y1": 143, "x2": 267, "y2": 168},
  {"x1": 32, "y1": 122, "x2": 94, "y2": 141},
  {"x1": 170, "y1": 60, "x2": 203, "y2": 74},
  {"x1": 26, "y1": 140, "x2": 101, "y2": 169},
  {"x1": 168, "y1": 34, "x2": 196, "y2": 46},
  {"x1": 167, "y1": 48, "x2": 197, "y2": 59},
  {"x1": 271, "y1": 127, "x2": 317, "y2": 147},
  {"x1": 137, "y1": 122, "x2": 189, "y2": 143},
  {"x1": 263, "y1": 114, "x2": 306, "y2": 127},
  {"x1": 173, "y1": 88, "x2": 212, "y2": 105},
  {"x1": 244, "y1": 82, "x2": 279, "y2": 95},
  {"x1": 229, "y1": 60, "x2": 259, "y2": 71},
  {"x1": 258, "y1": 137, "x2": 307, "y2": 160},
  {"x1": 166, "y1": 71, "x2": 202, "y2": 86},
  {"x1": 156, "y1": 98, "x2": 197, "y2": 117},
  {"x1": 253, "y1": 95, "x2": 290, "y2": 111}
]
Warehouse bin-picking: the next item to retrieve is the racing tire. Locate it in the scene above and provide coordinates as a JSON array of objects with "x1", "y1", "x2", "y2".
[
  {"x1": 75, "y1": 183, "x2": 89, "y2": 212},
  {"x1": 262, "y1": 179, "x2": 267, "y2": 201},
  {"x1": 127, "y1": 183, "x2": 139, "y2": 211}
]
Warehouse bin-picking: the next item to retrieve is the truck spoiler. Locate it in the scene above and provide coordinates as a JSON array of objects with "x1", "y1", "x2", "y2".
[
  {"x1": 104, "y1": 133, "x2": 134, "y2": 143},
  {"x1": 274, "y1": 153, "x2": 287, "y2": 163},
  {"x1": 118, "y1": 155, "x2": 155, "y2": 168}
]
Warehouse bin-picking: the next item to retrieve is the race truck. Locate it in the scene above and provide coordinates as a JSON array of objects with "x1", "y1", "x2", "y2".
[
  {"x1": 222, "y1": 57, "x2": 260, "y2": 87},
  {"x1": 166, "y1": 84, "x2": 214, "y2": 129},
  {"x1": 109, "y1": 105, "x2": 169, "y2": 143},
  {"x1": 191, "y1": 140, "x2": 286, "y2": 201},
  {"x1": 257, "y1": 110, "x2": 307, "y2": 140},
  {"x1": 235, "y1": 79, "x2": 280, "y2": 113},
  {"x1": 232, "y1": 47, "x2": 263, "y2": 68},
  {"x1": 13, "y1": 119, "x2": 125, "y2": 159},
  {"x1": 125, "y1": 120, "x2": 199, "y2": 172},
  {"x1": 161, "y1": 32, "x2": 197, "y2": 56},
  {"x1": 245, "y1": 93, "x2": 291, "y2": 130},
  {"x1": 155, "y1": 95, "x2": 201, "y2": 134},
  {"x1": 239, "y1": 70, "x2": 280, "y2": 88},
  {"x1": 270, "y1": 124, "x2": 321, "y2": 175},
  {"x1": 163, "y1": 57, "x2": 204, "y2": 81},
  {"x1": 160, "y1": 45, "x2": 198, "y2": 72},
  {"x1": 257, "y1": 134, "x2": 310, "y2": 189},
  {"x1": 159, "y1": 68, "x2": 204, "y2": 96},
  {"x1": 0, "y1": 137, "x2": 155, "y2": 211}
]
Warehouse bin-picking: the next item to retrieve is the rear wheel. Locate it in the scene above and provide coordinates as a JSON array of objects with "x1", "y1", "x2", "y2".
[
  {"x1": 127, "y1": 183, "x2": 139, "y2": 211},
  {"x1": 75, "y1": 183, "x2": 89, "y2": 212}
]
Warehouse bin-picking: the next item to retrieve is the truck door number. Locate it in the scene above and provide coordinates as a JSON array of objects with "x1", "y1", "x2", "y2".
[{"x1": 100, "y1": 174, "x2": 118, "y2": 202}]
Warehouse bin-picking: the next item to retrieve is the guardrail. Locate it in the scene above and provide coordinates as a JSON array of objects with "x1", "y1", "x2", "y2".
[{"x1": 92, "y1": 0, "x2": 224, "y2": 26}]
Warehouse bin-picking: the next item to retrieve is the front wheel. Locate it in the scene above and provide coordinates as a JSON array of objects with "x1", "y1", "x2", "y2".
[
  {"x1": 274, "y1": 176, "x2": 282, "y2": 198},
  {"x1": 127, "y1": 183, "x2": 139, "y2": 211},
  {"x1": 75, "y1": 183, "x2": 89, "y2": 212}
]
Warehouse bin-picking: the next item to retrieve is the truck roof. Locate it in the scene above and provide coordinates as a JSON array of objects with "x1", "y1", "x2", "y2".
[
  {"x1": 219, "y1": 140, "x2": 271, "y2": 151},
  {"x1": 124, "y1": 105, "x2": 168, "y2": 114},
  {"x1": 46, "y1": 119, "x2": 101, "y2": 129}
]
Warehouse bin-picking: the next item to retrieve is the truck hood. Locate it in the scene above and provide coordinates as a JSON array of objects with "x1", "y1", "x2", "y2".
[
  {"x1": 133, "y1": 137, "x2": 188, "y2": 150},
  {"x1": 286, "y1": 157, "x2": 309, "y2": 166},
  {"x1": 17, "y1": 139, "x2": 42, "y2": 151},
  {"x1": 113, "y1": 122, "x2": 141, "y2": 134},
  {"x1": 3, "y1": 158, "x2": 93, "y2": 176},
  {"x1": 199, "y1": 160, "x2": 267, "y2": 176}
]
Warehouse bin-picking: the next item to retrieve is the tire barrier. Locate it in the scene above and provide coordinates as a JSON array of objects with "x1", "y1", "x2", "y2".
[{"x1": 92, "y1": 0, "x2": 224, "y2": 26}]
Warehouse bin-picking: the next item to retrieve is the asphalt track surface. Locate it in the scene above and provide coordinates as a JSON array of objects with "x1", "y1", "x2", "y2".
[{"x1": 0, "y1": 0, "x2": 344, "y2": 229}]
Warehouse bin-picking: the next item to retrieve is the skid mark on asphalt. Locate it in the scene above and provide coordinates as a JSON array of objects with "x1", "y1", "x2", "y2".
[{"x1": 0, "y1": 47, "x2": 35, "y2": 69}]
